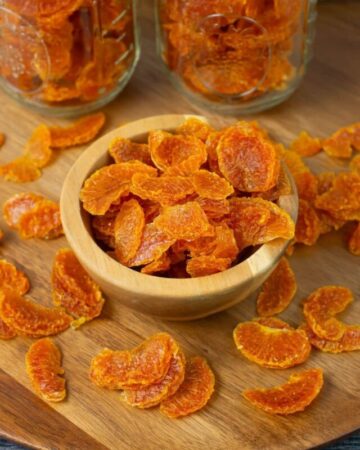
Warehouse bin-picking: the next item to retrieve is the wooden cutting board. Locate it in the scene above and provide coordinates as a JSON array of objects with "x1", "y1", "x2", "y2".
[{"x1": 0, "y1": 1, "x2": 359, "y2": 449}]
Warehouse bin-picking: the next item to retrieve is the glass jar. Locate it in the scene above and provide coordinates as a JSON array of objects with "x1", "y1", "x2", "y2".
[
  {"x1": 0, "y1": 0, "x2": 139, "y2": 116},
  {"x1": 156, "y1": 0, "x2": 317, "y2": 114}
]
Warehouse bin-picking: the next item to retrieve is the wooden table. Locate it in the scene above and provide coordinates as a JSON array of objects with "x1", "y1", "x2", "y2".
[{"x1": 0, "y1": 1, "x2": 359, "y2": 449}]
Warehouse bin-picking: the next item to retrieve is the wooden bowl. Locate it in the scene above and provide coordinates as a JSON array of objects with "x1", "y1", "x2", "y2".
[{"x1": 61, "y1": 114, "x2": 298, "y2": 320}]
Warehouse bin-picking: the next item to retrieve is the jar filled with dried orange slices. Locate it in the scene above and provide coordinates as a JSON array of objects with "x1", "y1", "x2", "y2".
[
  {"x1": 156, "y1": 0, "x2": 317, "y2": 113},
  {"x1": 0, "y1": 0, "x2": 139, "y2": 116}
]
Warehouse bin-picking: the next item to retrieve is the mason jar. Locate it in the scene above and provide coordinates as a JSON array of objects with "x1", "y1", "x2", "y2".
[
  {"x1": 156, "y1": 0, "x2": 317, "y2": 114},
  {"x1": 0, "y1": 0, "x2": 140, "y2": 116}
]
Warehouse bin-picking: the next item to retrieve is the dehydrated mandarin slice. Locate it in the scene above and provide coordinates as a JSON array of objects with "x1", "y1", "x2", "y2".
[
  {"x1": 295, "y1": 199, "x2": 321, "y2": 246},
  {"x1": 122, "y1": 347, "x2": 185, "y2": 408},
  {"x1": 80, "y1": 162, "x2": 157, "y2": 215},
  {"x1": 26, "y1": 338, "x2": 66, "y2": 402},
  {"x1": 18, "y1": 199, "x2": 63, "y2": 239},
  {"x1": 282, "y1": 150, "x2": 309, "y2": 178},
  {"x1": 243, "y1": 369, "x2": 323, "y2": 415},
  {"x1": 217, "y1": 123, "x2": 280, "y2": 192},
  {"x1": 131, "y1": 174, "x2": 194, "y2": 206},
  {"x1": 154, "y1": 202, "x2": 212, "y2": 241},
  {"x1": 323, "y1": 127, "x2": 353, "y2": 159},
  {"x1": 41, "y1": 83, "x2": 80, "y2": 102},
  {"x1": 233, "y1": 320, "x2": 311, "y2": 369},
  {"x1": 190, "y1": 170, "x2": 234, "y2": 200},
  {"x1": 254, "y1": 166, "x2": 292, "y2": 202},
  {"x1": 350, "y1": 154, "x2": 360, "y2": 174},
  {"x1": 0, "y1": 259, "x2": 30, "y2": 296},
  {"x1": 141, "y1": 253, "x2": 171, "y2": 275},
  {"x1": 303, "y1": 286, "x2": 353, "y2": 341},
  {"x1": 0, "y1": 316, "x2": 16, "y2": 340},
  {"x1": 91, "y1": 208, "x2": 118, "y2": 248},
  {"x1": 254, "y1": 317, "x2": 292, "y2": 330},
  {"x1": 257, "y1": 257, "x2": 297, "y2": 317},
  {"x1": 229, "y1": 197, "x2": 295, "y2": 250},
  {"x1": 176, "y1": 118, "x2": 214, "y2": 142},
  {"x1": 160, "y1": 356, "x2": 215, "y2": 419},
  {"x1": 52, "y1": 248, "x2": 105, "y2": 322},
  {"x1": 165, "y1": 153, "x2": 207, "y2": 177},
  {"x1": 109, "y1": 137, "x2": 152, "y2": 165},
  {"x1": 3, "y1": 193, "x2": 44, "y2": 228},
  {"x1": 0, "y1": 157, "x2": 41, "y2": 183},
  {"x1": 317, "y1": 172, "x2": 336, "y2": 195},
  {"x1": 186, "y1": 255, "x2": 231, "y2": 277},
  {"x1": 23, "y1": 124, "x2": 52, "y2": 168},
  {"x1": 128, "y1": 224, "x2": 175, "y2": 267},
  {"x1": 206, "y1": 132, "x2": 222, "y2": 176},
  {"x1": 0, "y1": 289, "x2": 72, "y2": 338},
  {"x1": 295, "y1": 171, "x2": 318, "y2": 203},
  {"x1": 348, "y1": 222, "x2": 360, "y2": 256},
  {"x1": 195, "y1": 197, "x2": 230, "y2": 221},
  {"x1": 49, "y1": 112, "x2": 106, "y2": 149},
  {"x1": 114, "y1": 199, "x2": 145, "y2": 264},
  {"x1": 299, "y1": 323, "x2": 360, "y2": 353},
  {"x1": 290, "y1": 131, "x2": 322, "y2": 157},
  {"x1": 90, "y1": 333, "x2": 176, "y2": 389}
]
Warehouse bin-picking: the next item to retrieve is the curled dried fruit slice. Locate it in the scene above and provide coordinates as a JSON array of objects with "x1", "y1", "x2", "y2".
[
  {"x1": 128, "y1": 224, "x2": 175, "y2": 267},
  {"x1": 122, "y1": 347, "x2": 185, "y2": 408},
  {"x1": 254, "y1": 317, "x2": 292, "y2": 330},
  {"x1": 190, "y1": 170, "x2": 234, "y2": 200},
  {"x1": 114, "y1": 199, "x2": 145, "y2": 264},
  {"x1": 26, "y1": 338, "x2": 66, "y2": 402},
  {"x1": 0, "y1": 289, "x2": 72, "y2": 337},
  {"x1": 0, "y1": 316, "x2": 17, "y2": 340},
  {"x1": 229, "y1": 198, "x2": 295, "y2": 250},
  {"x1": 80, "y1": 162, "x2": 157, "y2": 215},
  {"x1": 282, "y1": 150, "x2": 309, "y2": 178},
  {"x1": 91, "y1": 208, "x2": 118, "y2": 248},
  {"x1": 195, "y1": 197, "x2": 230, "y2": 221},
  {"x1": 24, "y1": 124, "x2": 52, "y2": 168},
  {"x1": 253, "y1": 166, "x2": 292, "y2": 202},
  {"x1": 176, "y1": 118, "x2": 214, "y2": 142},
  {"x1": 141, "y1": 253, "x2": 171, "y2": 275},
  {"x1": 257, "y1": 257, "x2": 297, "y2": 317},
  {"x1": 303, "y1": 286, "x2": 353, "y2": 341},
  {"x1": 317, "y1": 172, "x2": 336, "y2": 195},
  {"x1": 18, "y1": 199, "x2": 63, "y2": 239},
  {"x1": 130, "y1": 174, "x2": 194, "y2": 206},
  {"x1": 290, "y1": 131, "x2": 322, "y2": 157},
  {"x1": 90, "y1": 333, "x2": 175, "y2": 389},
  {"x1": 295, "y1": 172, "x2": 318, "y2": 203},
  {"x1": 323, "y1": 127, "x2": 353, "y2": 159},
  {"x1": 3, "y1": 192, "x2": 44, "y2": 228},
  {"x1": 160, "y1": 356, "x2": 215, "y2": 418},
  {"x1": 49, "y1": 112, "x2": 106, "y2": 149},
  {"x1": 52, "y1": 248, "x2": 105, "y2": 322},
  {"x1": 295, "y1": 199, "x2": 321, "y2": 246},
  {"x1": 186, "y1": 255, "x2": 231, "y2": 278},
  {"x1": 154, "y1": 202, "x2": 212, "y2": 241},
  {"x1": 109, "y1": 137, "x2": 152, "y2": 165},
  {"x1": 348, "y1": 222, "x2": 360, "y2": 256},
  {"x1": 0, "y1": 157, "x2": 41, "y2": 183},
  {"x1": 243, "y1": 369, "x2": 323, "y2": 415},
  {"x1": 233, "y1": 320, "x2": 311, "y2": 369},
  {"x1": 0, "y1": 259, "x2": 30, "y2": 296},
  {"x1": 299, "y1": 323, "x2": 360, "y2": 353},
  {"x1": 217, "y1": 123, "x2": 280, "y2": 192}
]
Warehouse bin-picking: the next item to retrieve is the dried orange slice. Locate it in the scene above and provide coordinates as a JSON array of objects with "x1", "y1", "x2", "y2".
[
  {"x1": 0, "y1": 259, "x2": 30, "y2": 296},
  {"x1": 190, "y1": 170, "x2": 234, "y2": 200},
  {"x1": 3, "y1": 192, "x2": 44, "y2": 229},
  {"x1": 299, "y1": 323, "x2": 360, "y2": 353},
  {"x1": 323, "y1": 127, "x2": 353, "y2": 159},
  {"x1": 186, "y1": 255, "x2": 231, "y2": 277},
  {"x1": 303, "y1": 286, "x2": 353, "y2": 341},
  {"x1": 26, "y1": 338, "x2": 66, "y2": 402},
  {"x1": 233, "y1": 320, "x2": 311, "y2": 368},
  {"x1": 18, "y1": 199, "x2": 63, "y2": 239},
  {"x1": 0, "y1": 157, "x2": 41, "y2": 183},
  {"x1": 141, "y1": 253, "x2": 171, "y2": 275},
  {"x1": 160, "y1": 356, "x2": 215, "y2": 418},
  {"x1": 195, "y1": 197, "x2": 230, "y2": 221},
  {"x1": 295, "y1": 199, "x2": 321, "y2": 246},
  {"x1": 295, "y1": 171, "x2": 318, "y2": 203},
  {"x1": 22, "y1": 124, "x2": 52, "y2": 169},
  {"x1": 109, "y1": 137, "x2": 152, "y2": 165},
  {"x1": 176, "y1": 118, "x2": 214, "y2": 142},
  {"x1": 290, "y1": 131, "x2": 322, "y2": 157},
  {"x1": 243, "y1": 369, "x2": 323, "y2": 415},
  {"x1": 0, "y1": 316, "x2": 17, "y2": 340}
]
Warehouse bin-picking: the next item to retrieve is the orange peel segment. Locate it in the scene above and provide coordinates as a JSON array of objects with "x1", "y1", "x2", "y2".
[{"x1": 0, "y1": 259, "x2": 30, "y2": 296}]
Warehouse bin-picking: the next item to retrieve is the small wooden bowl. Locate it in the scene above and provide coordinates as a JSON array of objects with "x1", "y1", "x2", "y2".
[{"x1": 61, "y1": 114, "x2": 298, "y2": 320}]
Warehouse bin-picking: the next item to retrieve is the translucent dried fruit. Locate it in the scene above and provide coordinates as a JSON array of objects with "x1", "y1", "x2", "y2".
[
  {"x1": 348, "y1": 222, "x2": 360, "y2": 256},
  {"x1": 317, "y1": 210, "x2": 345, "y2": 235},
  {"x1": 176, "y1": 118, "x2": 214, "y2": 142},
  {"x1": 317, "y1": 172, "x2": 336, "y2": 195},
  {"x1": 350, "y1": 154, "x2": 360, "y2": 174},
  {"x1": 0, "y1": 259, "x2": 30, "y2": 296},
  {"x1": 303, "y1": 286, "x2": 353, "y2": 341},
  {"x1": 254, "y1": 166, "x2": 292, "y2": 202},
  {"x1": 295, "y1": 171, "x2": 318, "y2": 203},
  {"x1": 160, "y1": 356, "x2": 215, "y2": 418},
  {"x1": 257, "y1": 257, "x2": 297, "y2": 317},
  {"x1": 49, "y1": 112, "x2": 106, "y2": 149},
  {"x1": 254, "y1": 317, "x2": 292, "y2": 330},
  {"x1": 18, "y1": 200, "x2": 63, "y2": 239},
  {"x1": 190, "y1": 170, "x2": 234, "y2": 200},
  {"x1": 90, "y1": 333, "x2": 176, "y2": 389},
  {"x1": 3, "y1": 192, "x2": 44, "y2": 229},
  {"x1": 23, "y1": 124, "x2": 52, "y2": 168},
  {"x1": 186, "y1": 255, "x2": 231, "y2": 277},
  {"x1": 41, "y1": 83, "x2": 80, "y2": 102},
  {"x1": 109, "y1": 137, "x2": 152, "y2": 165},
  {"x1": 131, "y1": 174, "x2": 194, "y2": 206},
  {"x1": 295, "y1": 199, "x2": 321, "y2": 246},
  {"x1": 114, "y1": 199, "x2": 145, "y2": 264},
  {"x1": 290, "y1": 131, "x2": 322, "y2": 157},
  {"x1": 217, "y1": 123, "x2": 280, "y2": 192},
  {"x1": 233, "y1": 320, "x2": 311, "y2": 369},
  {"x1": 282, "y1": 150, "x2": 309, "y2": 178},
  {"x1": 0, "y1": 316, "x2": 17, "y2": 339},
  {"x1": 299, "y1": 323, "x2": 360, "y2": 353},
  {"x1": 91, "y1": 208, "x2": 118, "y2": 248},
  {"x1": 206, "y1": 132, "x2": 222, "y2": 176},
  {"x1": 229, "y1": 197, "x2": 295, "y2": 250},
  {"x1": 323, "y1": 127, "x2": 353, "y2": 159},
  {"x1": 26, "y1": 338, "x2": 66, "y2": 402},
  {"x1": 141, "y1": 253, "x2": 171, "y2": 275},
  {"x1": 52, "y1": 248, "x2": 105, "y2": 321},
  {"x1": 0, "y1": 289, "x2": 72, "y2": 338},
  {"x1": 80, "y1": 162, "x2": 157, "y2": 215},
  {"x1": 122, "y1": 347, "x2": 185, "y2": 408},
  {"x1": 195, "y1": 197, "x2": 230, "y2": 221},
  {"x1": 128, "y1": 224, "x2": 175, "y2": 267},
  {"x1": 243, "y1": 369, "x2": 323, "y2": 415},
  {"x1": 0, "y1": 157, "x2": 41, "y2": 183},
  {"x1": 154, "y1": 202, "x2": 212, "y2": 241}
]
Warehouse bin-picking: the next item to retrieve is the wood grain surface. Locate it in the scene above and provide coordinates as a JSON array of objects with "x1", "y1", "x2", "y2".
[{"x1": 0, "y1": 1, "x2": 359, "y2": 449}]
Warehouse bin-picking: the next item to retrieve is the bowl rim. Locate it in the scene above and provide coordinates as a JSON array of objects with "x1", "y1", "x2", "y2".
[{"x1": 60, "y1": 114, "x2": 298, "y2": 299}]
